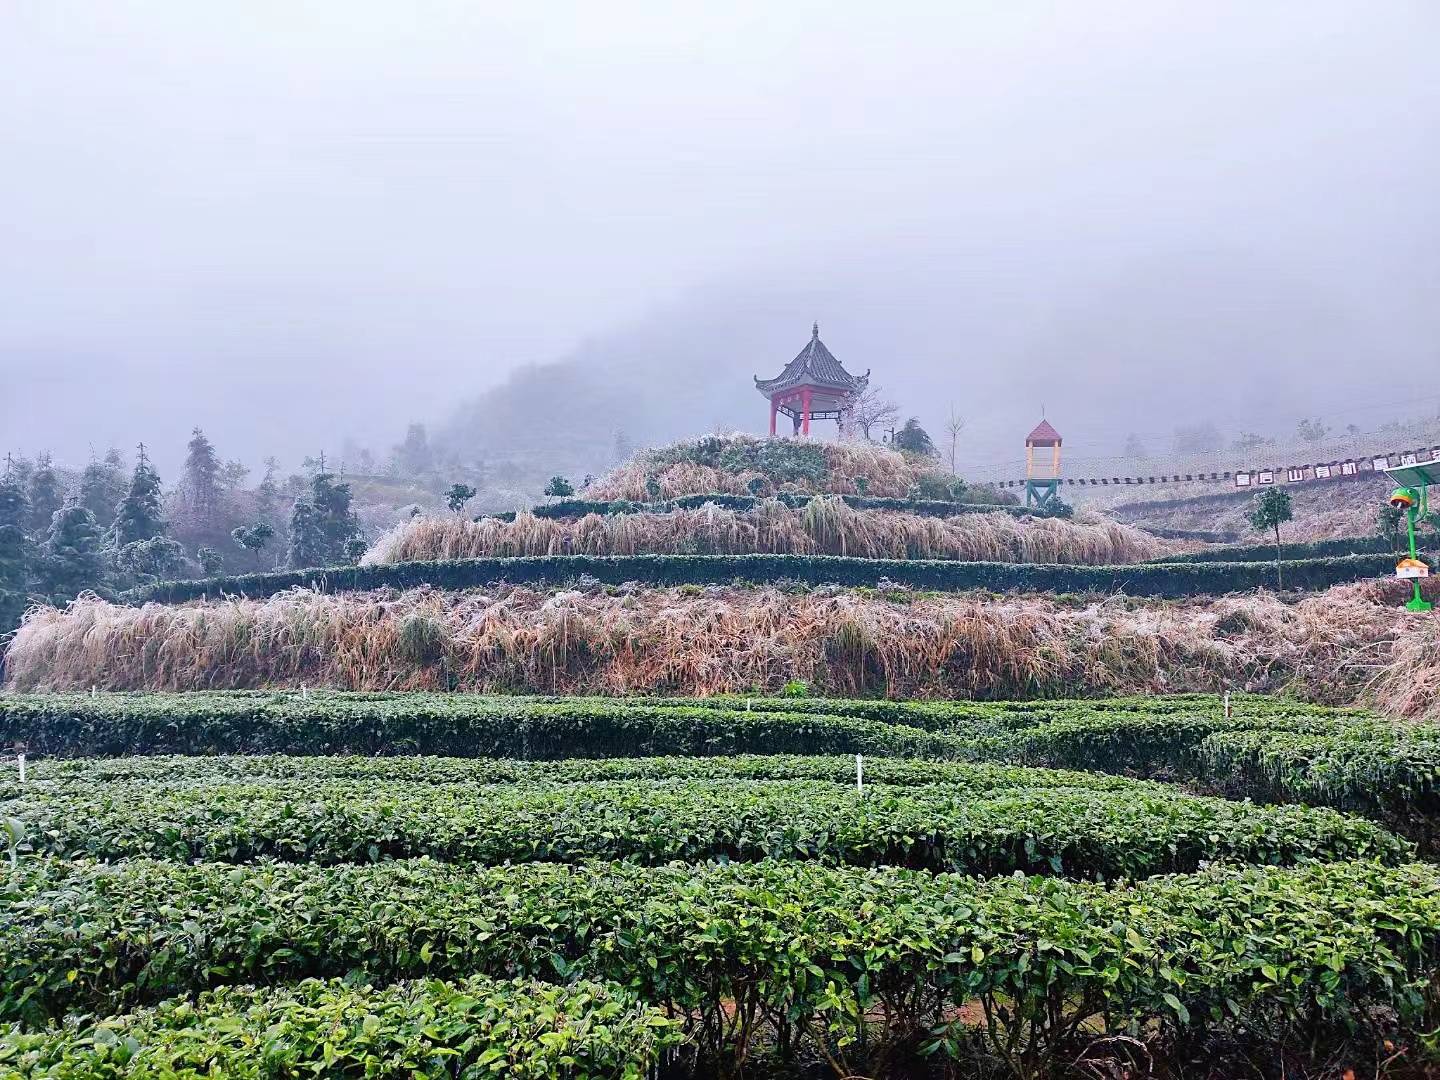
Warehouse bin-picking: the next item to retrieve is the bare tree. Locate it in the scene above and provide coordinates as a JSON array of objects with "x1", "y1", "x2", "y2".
[
  {"x1": 846, "y1": 385, "x2": 900, "y2": 442},
  {"x1": 943, "y1": 404, "x2": 966, "y2": 474}
]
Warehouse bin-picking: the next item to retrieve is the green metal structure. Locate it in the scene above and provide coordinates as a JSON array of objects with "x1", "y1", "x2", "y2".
[{"x1": 1384, "y1": 461, "x2": 1437, "y2": 613}]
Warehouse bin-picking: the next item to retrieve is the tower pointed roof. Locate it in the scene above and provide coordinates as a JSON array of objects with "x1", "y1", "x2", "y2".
[
  {"x1": 1026, "y1": 419, "x2": 1062, "y2": 445},
  {"x1": 755, "y1": 323, "x2": 869, "y2": 397}
]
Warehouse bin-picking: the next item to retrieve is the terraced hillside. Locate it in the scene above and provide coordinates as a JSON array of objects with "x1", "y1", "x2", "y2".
[
  {"x1": 3, "y1": 434, "x2": 1438, "y2": 1076},
  {"x1": 5, "y1": 691, "x2": 1440, "y2": 1078}
]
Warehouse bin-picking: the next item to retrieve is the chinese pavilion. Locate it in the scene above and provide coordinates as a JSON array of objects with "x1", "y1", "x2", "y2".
[{"x1": 755, "y1": 323, "x2": 869, "y2": 436}]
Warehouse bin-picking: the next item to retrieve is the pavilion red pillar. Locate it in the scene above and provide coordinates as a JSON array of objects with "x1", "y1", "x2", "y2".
[
  {"x1": 769, "y1": 396, "x2": 778, "y2": 436},
  {"x1": 800, "y1": 388, "x2": 812, "y2": 436}
]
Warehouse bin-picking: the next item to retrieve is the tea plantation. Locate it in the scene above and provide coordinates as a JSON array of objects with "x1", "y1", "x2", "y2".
[{"x1": 4, "y1": 692, "x2": 1440, "y2": 1077}]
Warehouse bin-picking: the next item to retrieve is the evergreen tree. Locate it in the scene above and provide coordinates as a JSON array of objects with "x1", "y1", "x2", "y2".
[
  {"x1": 255, "y1": 458, "x2": 282, "y2": 528},
  {"x1": 543, "y1": 476, "x2": 574, "y2": 501},
  {"x1": 391, "y1": 423, "x2": 434, "y2": 476},
  {"x1": 232, "y1": 522, "x2": 276, "y2": 571},
  {"x1": 111, "y1": 445, "x2": 167, "y2": 548},
  {"x1": 25, "y1": 454, "x2": 63, "y2": 538},
  {"x1": 285, "y1": 463, "x2": 362, "y2": 569},
  {"x1": 77, "y1": 451, "x2": 127, "y2": 529},
  {"x1": 892, "y1": 418, "x2": 936, "y2": 457},
  {"x1": 40, "y1": 504, "x2": 106, "y2": 602},
  {"x1": 196, "y1": 546, "x2": 225, "y2": 577},
  {"x1": 0, "y1": 522, "x2": 30, "y2": 639},
  {"x1": 310, "y1": 469, "x2": 362, "y2": 563},
  {"x1": 181, "y1": 427, "x2": 222, "y2": 520},
  {"x1": 446, "y1": 483, "x2": 477, "y2": 515},
  {"x1": 286, "y1": 498, "x2": 327, "y2": 569},
  {"x1": 0, "y1": 465, "x2": 28, "y2": 530},
  {"x1": 115, "y1": 535, "x2": 185, "y2": 585}
]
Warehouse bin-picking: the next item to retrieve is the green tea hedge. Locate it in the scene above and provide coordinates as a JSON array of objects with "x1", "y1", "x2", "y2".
[
  {"x1": 5, "y1": 777, "x2": 1403, "y2": 874},
  {"x1": 6, "y1": 858, "x2": 1439, "y2": 1073},
  {"x1": 20, "y1": 752, "x2": 1154, "y2": 793},
  {"x1": 1151, "y1": 534, "x2": 1397, "y2": 564},
  {"x1": 1, "y1": 976, "x2": 676, "y2": 1079},
  {"x1": 0, "y1": 695, "x2": 964, "y2": 759},
  {"x1": 122, "y1": 551, "x2": 1411, "y2": 605}
]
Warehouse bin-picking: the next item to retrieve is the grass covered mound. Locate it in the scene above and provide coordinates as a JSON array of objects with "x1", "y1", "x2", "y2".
[
  {"x1": 586, "y1": 432, "x2": 1006, "y2": 502},
  {"x1": 364, "y1": 498, "x2": 1173, "y2": 566}
]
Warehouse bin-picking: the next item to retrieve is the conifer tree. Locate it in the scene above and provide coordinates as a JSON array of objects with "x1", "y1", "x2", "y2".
[
  {"x1": 285, "y1": 498, "x2": 326, "y2": 569},
  {"x1": 111, "y1": 444, "x2": 167, "y2": 548},
  {"x1": 254, "y1": 458, "x2": 282, "y2": 528},
  {"x1": 41, "y1": 503, "x2": 106, "y2": 602},
  {"x1": 0, "y1": 463, "x2": 28, "y2": 530},
  {"x1": 892, "y1": 418, "x2": 936, "y2": 458},
  {"x1": 0, "y1": 457, "x2": 36, "y2": 636},
  {"x1": 78, "y1": 450, "x2": 127, "y2": 530},
  {"x1": 311, "y1": 467, "x2": 362, "y2": 563},
  {"x1": 114, "y1": 535, "x2": 185, "y2": 585},
  {"x1": 181, "y1": 427, "x2": 222, "y2": 520},
  {"x1": 25, "y1": 454, "x2": 63, "y2": 538},
  {"x1": 286, "y1": 462, "x2": 363, "y2": 568},
  {"x1": 0, "y1": 521, "x2": 30, "y2": 639}
]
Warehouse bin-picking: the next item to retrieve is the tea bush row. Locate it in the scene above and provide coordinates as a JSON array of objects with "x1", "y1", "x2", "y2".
[
  {"x1": 1, "y1": 975, "x2": 675, "y2": 1079},
  {"x1": 6, "y1": 777, "x2": 1404, "y2": 874},
  {"x1": 5, "y1": 858, "x2": 1439, "y2": 1074},
  {"x1": 123, "y1": 550, "x2": 1409, "y2": 605}
]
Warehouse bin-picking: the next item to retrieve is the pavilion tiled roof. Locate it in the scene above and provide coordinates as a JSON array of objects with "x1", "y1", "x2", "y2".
[
  {"x1": 1026, "y1": 419, "x2": 1062, "y2": 445},
  {"x1": 755, "y1": 323, "x2": 869, "y2": 396}
]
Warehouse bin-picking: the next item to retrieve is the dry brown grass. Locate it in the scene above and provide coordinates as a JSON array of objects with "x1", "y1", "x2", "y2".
[
  {"x1": 586, "y1": 434, "x2": 939, "y2": 500},
  {"x1": 7, "y1": 583, "x2": 1431, "y2": 711},
  {"x1": 364, "y1": 500, "x2": 1177, "y2": 567}
]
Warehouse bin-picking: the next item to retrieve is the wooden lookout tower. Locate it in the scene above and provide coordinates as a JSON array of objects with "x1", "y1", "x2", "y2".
[
  {"x1": 755, "y1": 323, "x2": 869, "y2": 437},
  {"x1": 1024, "y1": 419, "x2": 1062, "y2": 509}
]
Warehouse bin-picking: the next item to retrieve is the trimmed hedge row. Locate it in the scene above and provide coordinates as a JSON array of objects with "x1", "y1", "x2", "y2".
[
  {"x1": 122, "y1": 550, "x2": 1414, "y2": 604},
  {"x1": 1152, "y1": 534, "x2": 1398, "y2": 564},
  {"x1": 9, "y1": 692, "x2": 1433, "y2": 827},
  {"x1": 2, "y1": 976, "x2": 675, "y2": 1079},
  {"x1": 0, "y1": 689, "x2": 1352, "y2": 757},
  {"x1": 6, "y1": 858, "x2": 1440, "y2": 1072},
  {"x1": 0, "y1": 697, "x2": 964, "y2": 760},
  {"x1": 1197, "y1": 729, "x2": 1440, "y2": 818},
  {"x1": 21, "y1": 753, "x2": 1158, "y2": 793},
  {"x1": 5, "y1": 776, "x2": 1403, "y2": 875},
  {"x1": 491, "y1": 491, "x2": 1039, "y2": 522}
]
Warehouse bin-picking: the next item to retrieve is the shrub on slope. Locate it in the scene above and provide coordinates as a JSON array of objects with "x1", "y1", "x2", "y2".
[
  {"x1": 4, "y1": 584, "x2": 1422, "y2": 707},
  {"x1": 364, "y1": 499, "x2": 1172, "y2": 566},
  {"x1": 587, "y1": 433, "x2": 966, "y2": 500}
]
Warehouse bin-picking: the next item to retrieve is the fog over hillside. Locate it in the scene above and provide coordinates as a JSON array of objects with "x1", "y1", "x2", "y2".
[{"x1": 3, "y1": 1, "x2": 1437, "y2": 478}]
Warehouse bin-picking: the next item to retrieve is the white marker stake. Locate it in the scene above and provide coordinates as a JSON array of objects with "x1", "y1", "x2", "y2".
[
  {"x1": 855, "y1": 754, "x2": 863, "y2": 795},
  {"x1": 1223, "y1": 691, "x2": 1232, "y2": 720},
  {"x1": 301, "y1": 684, "x2": 309, "y2": 701},
  {"x1": 16, "y1": 753, "x2": 25, "y2": 783},
  {"x1": 91, "y1": 685, "x2": 97, "y2": 698}
]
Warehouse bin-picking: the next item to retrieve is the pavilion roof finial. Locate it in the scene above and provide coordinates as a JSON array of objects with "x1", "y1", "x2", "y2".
[{"x1": 812, "y1": 321, "x2": 819, "y2": 340}]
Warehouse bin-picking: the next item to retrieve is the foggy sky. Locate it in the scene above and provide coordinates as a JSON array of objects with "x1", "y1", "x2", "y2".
[{"x1": 3, "y1": 1, "x2": 1437, "y2": 475}]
